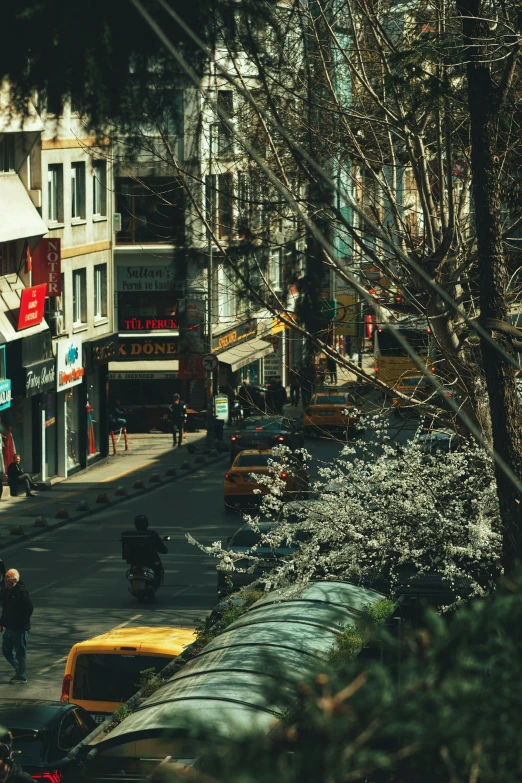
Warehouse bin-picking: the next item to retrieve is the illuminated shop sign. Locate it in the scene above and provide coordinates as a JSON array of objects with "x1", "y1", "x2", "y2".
[{"x1": 123, "y1": 317, "x2": 178, "y2": 331}]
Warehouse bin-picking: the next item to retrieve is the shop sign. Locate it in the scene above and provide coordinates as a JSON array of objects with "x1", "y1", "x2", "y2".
[
  {"x1": 178, "y1": 356, "x2": 205, "y2": 380},
  {"x1": 213, "y1": 394, "x2": 229, "y2": 421},
  {"x1": 56, "y1": 336, "x2": 85, "y2": 390},
  {"x1": 0, "y1": 379, "x2": 11, "y2": 411},
  {"x1": 118, "y1": 338, "x2": 178, "y2": 359},
  {"x1": 212, "y1": 318, "x2": 257, "y2": 353},
  {"x1": 32, "y1": 238, "x2": 61, "y2": 296},
  {"x1": 335, "y1": 295, "x2": 358, "y2": 337},
  {"x1": 25, "y1": 358, "x2": 55, "y2": 397},
  {"x1": 18, "y1": 284, "x2": 47, "y2": 331},
  {"x1": 263, "y1": 335, "x2": 283, "y2": 383},
  {"x1": 117, "y1": 265, "x2": 174, "y2": 292},
  {"x1": 122, "y1": 317, "x2": 178, "y2": 331},
  {"x1": 91, "y1": 335, "x2": 119, "y2": 366},
  {"x1": 108, "y1": 371, "x2": 178, "y2": 381}
]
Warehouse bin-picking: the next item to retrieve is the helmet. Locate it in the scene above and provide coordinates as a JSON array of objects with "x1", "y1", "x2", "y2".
[{"x1": 134, "y1": 515, "x2": 149, "y2": 531}]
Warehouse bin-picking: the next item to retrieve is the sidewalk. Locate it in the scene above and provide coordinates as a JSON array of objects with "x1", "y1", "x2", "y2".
[{"x1": 0, "y1": 428, "x2": 225, "y2": 545}]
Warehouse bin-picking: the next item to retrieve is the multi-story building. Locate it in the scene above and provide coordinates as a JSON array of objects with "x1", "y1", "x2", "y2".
[
  {"x1": 0, "y1": 84, "x2": 115, "y2": 481},
  {"x1": 41, "y1": 103, "x2": 115, "y2": 476}
]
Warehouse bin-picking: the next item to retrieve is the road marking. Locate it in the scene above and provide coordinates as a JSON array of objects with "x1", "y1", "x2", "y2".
[
  {"x1": 27, "y1": 547, "x2": 50, "y2": 552},
  {"x1": 111, "y1": 614, "x2": 142, "y2": 630},
  {"x1": 31, "y1": 581, "x2": 58, "y2": 595},
  {"x1": 37, "y1": 656, "x2": 69, "y2": 676},
  {"x1": 35, "y1": 615, "x2": 143, "y2": 676}
]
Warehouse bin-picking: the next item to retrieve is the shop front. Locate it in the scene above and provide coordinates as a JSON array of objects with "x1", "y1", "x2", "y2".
[
  {"x1": 6, "y1": 331, "x2": 55, "y2": 479},
  {"x1": 56, "y1": 336, "x2": 85, "y2": 476},
  {"x1": 83, "y1": 334, "x2": 118, "y2": 462},
  {"x1": 108, "y1": 336, "x2": 180, "y2": 433},
  {"x1": 0, "y1": 344, "x2": 12, "y2": 475},
  {"x1": 212, "y1": 319, "x2": 274, "y2": 401}
]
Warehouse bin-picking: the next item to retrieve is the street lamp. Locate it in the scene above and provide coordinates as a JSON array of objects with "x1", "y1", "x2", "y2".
[{"x1": 206, "y1": 122, "x2": 218, "y2": 448}]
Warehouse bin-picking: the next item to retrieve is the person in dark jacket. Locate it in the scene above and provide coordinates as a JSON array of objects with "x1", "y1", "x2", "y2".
[
  {"x1": 121, "y1": 515, "x2": 168, "y2": 589},
  {"x1": 266, "y1": 377, "x2": 286, "y2": 414},
  {"x1": 0, "y1": 570, "x2": 33, "y2": 684},
  {"x1": 0, "y1": 726, "x2": 33, "y2": 782},
  {"x1": 6, "y1": 456, "x2": 37, "y2": 498},
  {"x1": 169, "y1": 394, "x2": 187, "y2": 447}
]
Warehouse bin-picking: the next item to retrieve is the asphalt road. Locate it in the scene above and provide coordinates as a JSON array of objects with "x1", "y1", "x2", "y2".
[{"x1": 0, "y1": 413, "x2": 418, "y2": 701}]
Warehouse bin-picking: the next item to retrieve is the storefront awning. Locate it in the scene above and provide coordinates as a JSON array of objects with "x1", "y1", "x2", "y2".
[
  {"x1": 108, "y1": 360, "x2": 179, "y2": 380},
  {"x1": 0, "y1": 173, "x2": 47, "y2": 243},
  {"x1": 217, "y1": 338, "x2": 274, "y2": 372},
  {"x1": 0, "y1": 281, "x2": 48, "y2": 343}
]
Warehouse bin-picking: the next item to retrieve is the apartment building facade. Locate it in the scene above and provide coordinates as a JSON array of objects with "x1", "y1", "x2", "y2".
[{"x1": 0, "y1": 85, "x2": 115, "y2": 480}]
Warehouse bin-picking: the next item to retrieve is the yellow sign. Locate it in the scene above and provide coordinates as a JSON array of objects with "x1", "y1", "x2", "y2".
[
  {"x1": 272, "y1": 316, "x2": 288, "y2": 335},
  {"x1": 335, "y1": 295, "x2": 358, "y2": 337}
]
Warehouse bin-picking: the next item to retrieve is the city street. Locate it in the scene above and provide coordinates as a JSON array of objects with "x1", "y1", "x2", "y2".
[{"x1": 0, "y1": 413, "x2": 418, "y2": 702}]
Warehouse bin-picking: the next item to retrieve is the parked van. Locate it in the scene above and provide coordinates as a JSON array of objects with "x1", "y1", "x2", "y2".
[{"x1": 61, "y1": 626, "x2": 195, "y2": 722}]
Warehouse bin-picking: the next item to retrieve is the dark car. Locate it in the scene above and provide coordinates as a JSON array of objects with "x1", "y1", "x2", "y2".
[
  {"x1": 229, "y1": 416, "x2": 304, "y2": 461},
  {"x1": 0, "y1": 699, "x2": 96, "y2": 781},
  {"x1": 392, "y1": 376, "x2": 457, "y2": 416},
  {"x1": 418, "y1": 429, "x2": 459, "y2": 453},
  {"x1": 217, "y1": 521, "x2": 310, "y2": 597}
]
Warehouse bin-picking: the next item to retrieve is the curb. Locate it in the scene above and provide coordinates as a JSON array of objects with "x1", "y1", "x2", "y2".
[{"x1": 0, "y1": 453, "x2": 225, "y2": 552}]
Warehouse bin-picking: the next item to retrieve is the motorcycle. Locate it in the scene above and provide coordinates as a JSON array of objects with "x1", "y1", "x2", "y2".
[{"x1": 126, "y1": 536, "x2": 170, "y2": 602}]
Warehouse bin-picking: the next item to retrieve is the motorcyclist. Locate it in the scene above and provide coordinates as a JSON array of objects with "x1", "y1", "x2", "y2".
[
  {"x1": 0, "y1": 726, "x2": 33, "y2": 782},
  {"x1": 121, "y1": 515, "x2": 168, "y2": 590}
]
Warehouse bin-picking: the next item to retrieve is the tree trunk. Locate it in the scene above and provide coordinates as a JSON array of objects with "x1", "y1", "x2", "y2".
[{"x1": 459, "y1": 0, "x2": 522, "y2": 573}]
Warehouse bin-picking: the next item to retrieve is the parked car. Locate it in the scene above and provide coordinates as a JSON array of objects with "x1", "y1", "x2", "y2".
[
  {"x1": 224, "y1": 450, "x2": 309, "y2": 510},
  {"x1": 217, "y1": 521, "x2": 310, "y2": 596},
  {"x1": 0, "y1": 698, "x2": 96, "y2": 781},
  {"x1": 303, "y1": 392, "x2": 361, "y2": 436},
  {"x1": 417, "y1": 428, "x2": 459, "y2": 453},
  {"x1": 61, "y1": 626, "x2": 195, "y2": 723},
  {"x1": 229, "y1": 416, "x2": 304, "y2": 462},
  {"x1": 392, "y1": 375, "x2": 456, "y2": 415}
]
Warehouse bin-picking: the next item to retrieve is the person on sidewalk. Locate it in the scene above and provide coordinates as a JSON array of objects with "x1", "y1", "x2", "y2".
[
  {"x1": 289, "y1": 365, "x2": 300, "y2": 407},
  {"x1": 0, "y1": 569, "x2": 33, "y2": 684},
  {"x1": 169, "y1": 394, "x2": 187, "y2": 447},
  {"x1": 327, "y1": 355, "x2": 338, "y2": 385},
  {"x1": 6, "y1": 456, "x2": 37, "y2": 498},
  {"x1": 108, "y1": 399, "x2": 127, "y2": 432}
]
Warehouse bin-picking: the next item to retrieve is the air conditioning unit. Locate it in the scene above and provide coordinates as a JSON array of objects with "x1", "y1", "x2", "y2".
[{"x1": 49, "y1": 312, "x2": 64, "y2": 337}]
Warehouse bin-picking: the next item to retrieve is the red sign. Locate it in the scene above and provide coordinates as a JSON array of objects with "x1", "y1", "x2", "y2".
[
  {"x1": 32, "y1": 239, "x2": 61, "y2": 296},
  {"x1": 123, "y1": 318, "x2": 178, "y2": 331},
  {"x1": 178, "y1": 356, "x2": 204, "y2": 379},
  {"x1": 18, "y1": 284, "x2": 47, "y2": 330}
]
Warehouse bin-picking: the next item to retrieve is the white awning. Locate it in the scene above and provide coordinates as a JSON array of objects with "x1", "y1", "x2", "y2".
[
  {"x1": 108, "y1": 360, "x2": 179, "y2": 380},
  {"x1": 0, "y1": 280, "x2": 48, "y2": 343},
  {"x1": 217, "y1": 338, "x2": 274, "y2": 372},
  {"x1": 0, "y1": 173, "x2": 47, "y2": 243}
]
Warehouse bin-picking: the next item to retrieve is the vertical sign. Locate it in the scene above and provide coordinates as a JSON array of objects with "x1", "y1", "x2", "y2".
[
  {"x1": 32, "y1": 238, "x2": 62, "y2": 296},
  {"x1": 18, "y1": 284, "x2": 47, "y2": 330}
]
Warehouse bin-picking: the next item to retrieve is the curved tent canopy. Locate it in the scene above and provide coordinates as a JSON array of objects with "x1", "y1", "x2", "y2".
[{"x1": 94, "y1": 581, "x2": 385, "y2": 752}]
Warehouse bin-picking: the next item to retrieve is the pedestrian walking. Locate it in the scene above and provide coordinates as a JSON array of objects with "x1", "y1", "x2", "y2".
[
  {"x1": 169, "y1": 394, "x2": 187, "y2": 447},
  {"x1": 300, "y1": 363, "x2": 315, "y2": 408},
  {"x1": 326, "y1": 355, "x2": 337, "y2": 385},
  {"x1": 6, "y1": 456, "x2": 37, "y2": 498},
  {"x1": 289, "y1": 365, "x2": 300, "y2": 406},
  {"x1": 0, "y1": 569, "x2": 33, "y2": 684},
  {"x1": 317, "y1": 358, "x2": 327, "y2": 388}
]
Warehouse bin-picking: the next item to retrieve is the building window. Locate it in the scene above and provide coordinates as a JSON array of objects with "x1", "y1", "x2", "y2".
[
  {"x1": 48, "y1": 164, "x2": 63, "y2": 223},
  {"x1": 218, "y1": 173, "x2": 234, "y2": 239},
  {"x1": 72, "y1": 268, "x2": 87, "y2": 325},
  {"x1": 0, "y1": 136, "x2": 15, "y2": 172},
  {"x1": 205, "y1": 174, "x2": 217, "y2": 235},
  {"x1": 71, "y1": 162, "x2": 86, "y2": 220},
  {"x1": 115, "y1": 177, "x2": 184, "y2": 244},
  {"x1": 92, "y1": 161, "x2": 107, "y2": 217},
  {"x1": 217, "y1": 91, "x2": 234, "y2": 158},
  {"x1": 269, "y1": 248, "x2": 283, "y2": 290},
  {"x1": 94, "y1": 264, "x2": 107, "y2": 319}
]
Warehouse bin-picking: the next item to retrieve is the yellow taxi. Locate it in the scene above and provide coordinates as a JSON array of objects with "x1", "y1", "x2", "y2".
[
  {"x1": 303, "y1": 392, "x2": 360, "y2": 435},
  {"x1": 61, "y1": 626, "x2": 195, "y2": 722},
  {"x1": 224, "y1": 449, "x2": 308, "y2": 510}
]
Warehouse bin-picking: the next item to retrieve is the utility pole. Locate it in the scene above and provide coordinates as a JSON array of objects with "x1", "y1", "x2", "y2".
[{"x1": 205, "y1": 122, "x2": 215, "y2": 448}]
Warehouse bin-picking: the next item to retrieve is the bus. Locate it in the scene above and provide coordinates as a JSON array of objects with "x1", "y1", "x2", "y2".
[{"x1": 373, "y1": 323, "x2": 433, "y2": 391}]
